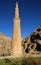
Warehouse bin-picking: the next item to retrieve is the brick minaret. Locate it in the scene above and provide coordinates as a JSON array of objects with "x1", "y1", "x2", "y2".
[{"x1": 11, "y1": 2, "x2": 22, "y2": 57}]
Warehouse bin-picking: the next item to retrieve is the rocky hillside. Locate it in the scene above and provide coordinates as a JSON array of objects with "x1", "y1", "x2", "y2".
[
  {"x1": 0, "y1": 26, "x2": 41, "y2": 55},
  {"x1": 0, "y1": 33, "x2": 11, "y2": 56},
  {"x1": 22, "y1": 26, "x2": 41, "y2": 54}
]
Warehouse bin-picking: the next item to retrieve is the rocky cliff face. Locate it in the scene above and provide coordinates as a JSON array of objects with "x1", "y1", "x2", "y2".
[
  {"x1": 22, "y1": 26, "x2": 41, "y2": 54},
  {"x1": 0, "y1": 33, "x2": 11, "y2": 56}
]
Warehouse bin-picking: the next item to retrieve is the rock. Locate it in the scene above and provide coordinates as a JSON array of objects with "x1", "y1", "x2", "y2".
[
  {"x1": 0, "y1": 33, "x2": 11, "y2": 55},
  {"x1": 22, "y1": 26, "x2": 41, "y2": 54}
]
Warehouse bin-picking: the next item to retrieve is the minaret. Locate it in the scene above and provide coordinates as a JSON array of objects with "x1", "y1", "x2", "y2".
[{"x1": 11, "y1": 2, "x2": 22, "y2": 57}]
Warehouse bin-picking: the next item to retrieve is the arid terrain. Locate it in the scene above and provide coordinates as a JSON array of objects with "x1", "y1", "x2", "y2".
[{"x1": 0, "y1": 26, "x2": 41, "y2": 56}]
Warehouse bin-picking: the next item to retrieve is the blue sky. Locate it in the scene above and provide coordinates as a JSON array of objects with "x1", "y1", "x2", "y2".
[{"x1": 0, "y1": 0, "x2": 41, "y2": 38}]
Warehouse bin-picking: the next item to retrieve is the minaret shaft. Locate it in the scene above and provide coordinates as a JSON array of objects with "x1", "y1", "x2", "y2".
[{"x1": 11, "y1": 2, "x2": 22, "y2": 57}]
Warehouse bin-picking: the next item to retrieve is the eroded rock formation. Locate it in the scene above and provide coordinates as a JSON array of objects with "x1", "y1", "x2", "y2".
[
  {"x1": 22, "y1": 26, "x2": 41, "y2": 54},
  {"x1": 0, "y1": 33, "x2": 11, "y2": 56}
]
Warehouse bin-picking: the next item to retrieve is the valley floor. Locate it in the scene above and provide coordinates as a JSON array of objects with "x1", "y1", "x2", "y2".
[{"x1": 0, "y1": 57, "x2": 41, "y2": 65}]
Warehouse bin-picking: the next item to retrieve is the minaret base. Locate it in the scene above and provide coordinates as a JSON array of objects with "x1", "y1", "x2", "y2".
[{"x1": 11, "y1": 49, "x2": 23, "y2": 58}]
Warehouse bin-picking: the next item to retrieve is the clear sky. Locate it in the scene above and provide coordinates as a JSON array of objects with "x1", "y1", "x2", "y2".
[{"x1": 0, "y1": 0, "x2": 41, "y2": 38}]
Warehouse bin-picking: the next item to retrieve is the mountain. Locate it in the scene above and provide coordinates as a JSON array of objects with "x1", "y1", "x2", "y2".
[
  {"x1": 0, "y1": 33, "x2": 11, "y2": 56},
  {"x1": 22, "y1": 26, "x2": 41, "y2": 54},
  {"x1": 0, "y1": 26, "x2": 41, "y2": 56}
]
